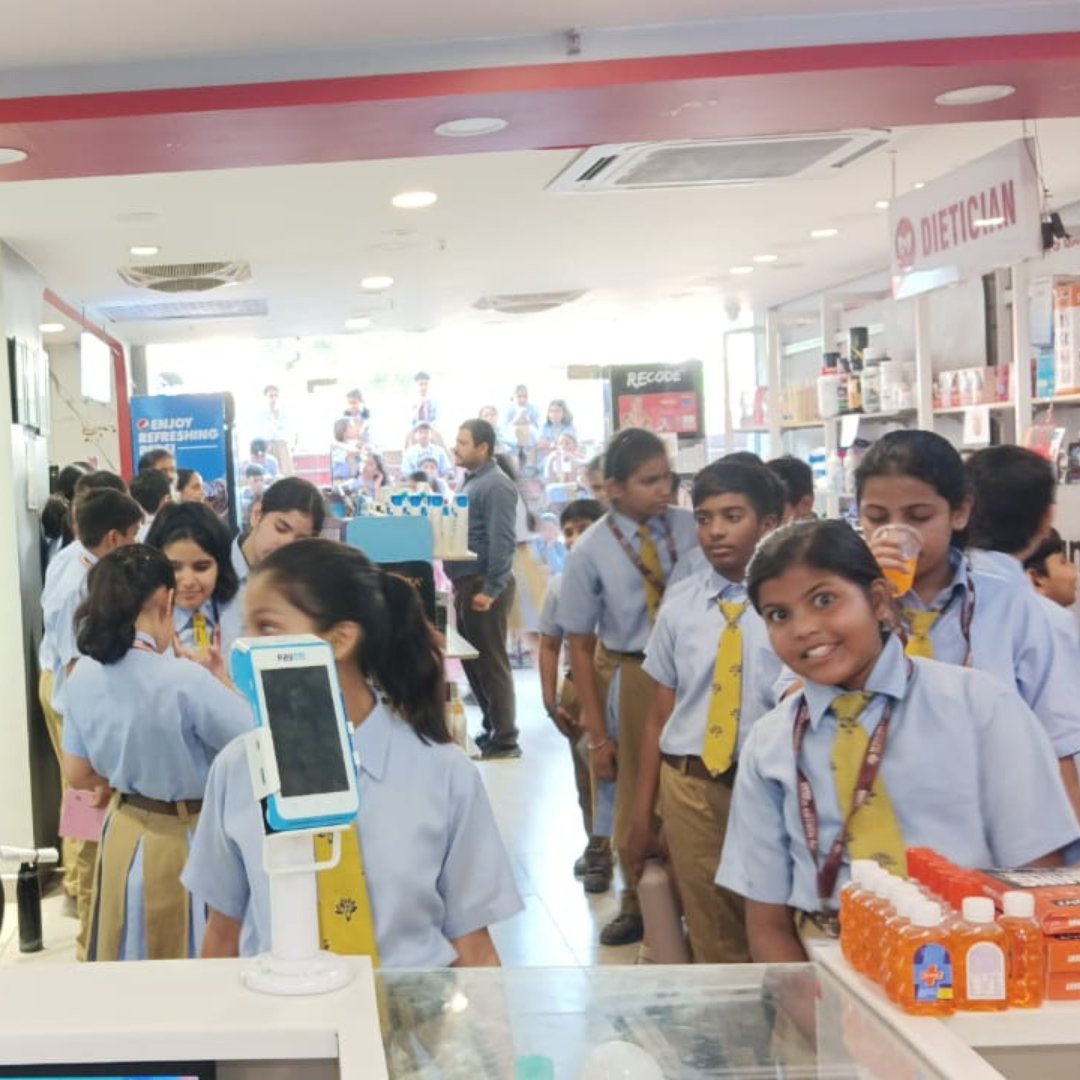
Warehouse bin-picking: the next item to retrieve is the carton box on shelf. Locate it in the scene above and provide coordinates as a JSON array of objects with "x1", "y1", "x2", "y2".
[{"x1": 1054, "y1": 283, "x2": 1080, "y2": 395}]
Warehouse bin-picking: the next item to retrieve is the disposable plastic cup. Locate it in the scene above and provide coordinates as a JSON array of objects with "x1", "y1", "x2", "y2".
[{"x1": 873, "y1": 524, "x2": 922, "y2": 597}]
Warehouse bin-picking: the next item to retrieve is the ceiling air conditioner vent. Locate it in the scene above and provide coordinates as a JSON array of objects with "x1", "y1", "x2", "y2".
[
  {"x1": 547, "y1": 131, "x2": 891, "y2": 192},
  {"x1": 99, "y1": 298, "x2": 268, "y2": 323},
  {"x1": 473, "y1": 290, "x2": 585, "y2": 315},
  {"x1": 117, "y1": 260, "x2": 252, "y2": 293}
]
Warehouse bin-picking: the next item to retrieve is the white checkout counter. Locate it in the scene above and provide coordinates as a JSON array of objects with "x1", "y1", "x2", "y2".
[
  {"x1": 3, "y1": 952, "x2": 1079, "y2": 1078},
  {"x1": 0, "y1": 958, "x2": 385, "y2": 1080}
]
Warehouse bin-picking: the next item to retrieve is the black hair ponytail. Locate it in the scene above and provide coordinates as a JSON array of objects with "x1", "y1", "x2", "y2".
[
  {"x1": 370, "y1": 573, "x2": 449, "y2": 744},
  {"x1": 75, "y1": 545, "x2": 176, "y2": 664},
  {"x1": 255, "y1": 539, "x2": 450, "y2": 744}
]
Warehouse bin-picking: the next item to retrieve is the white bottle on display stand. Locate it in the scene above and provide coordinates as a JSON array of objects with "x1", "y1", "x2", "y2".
[{"x1": 452, "y1": 494, "x2": 470, "y2": 555}]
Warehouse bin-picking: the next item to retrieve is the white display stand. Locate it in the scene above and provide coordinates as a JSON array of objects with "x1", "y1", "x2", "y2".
[{"x1": 0, "y1": 957, "x2": 386, "y2": 1079}]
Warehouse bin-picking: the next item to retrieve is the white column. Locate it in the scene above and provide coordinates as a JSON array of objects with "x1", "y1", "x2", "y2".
[
  {"x1": 765, "y1": 308, "x2": 782, "y2": 456},
  {"x1": 1011, "y1": 263, "x2": 1033, "y2": 435},
  {"x1": 914, "y1": 293, "x2": 934, "y2": 430},
  {"x1": 0, "y1": 243, "x2": 48, "y2": 848}
]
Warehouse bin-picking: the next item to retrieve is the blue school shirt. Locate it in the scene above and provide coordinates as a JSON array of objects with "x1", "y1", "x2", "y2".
[
  {"x1": 62, "y1": 634, "x2": 254, "y2": 800},
  {"x1": 538, "y1": 575, "x2": 564, "y2": 639},
  {"x1": 643, "y1": 566, "x2": 782, "y2": 759},
  {"x1": 902, "y1": 548, "x2": 1080, "y2": 759},
  {"x1": 174, "y1": 601, "x2": 221, "y2": 652},
  {"x1": 181, "y1": 700, "x2": 524, "y2": 967},
  {"x1": 41, "y1": 542, "x2": 96, "y2": 714},
  {"x1": 1040, "y1": 593, "x2": 1080, "y2": 645},
  {"x1": 217, "y1": 537, "x2": 250, "y2": 658},
  {"x1": 557, "y1": 509, "x2": 698, "y2": 653},
  {"x1": 716, "y1": 635, "x2": 1080, "y2": 914}
]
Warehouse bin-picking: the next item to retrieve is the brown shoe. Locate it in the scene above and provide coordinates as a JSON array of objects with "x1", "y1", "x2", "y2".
[
  {"x1": 600, "y1": 913, "x2": 644, "y2": 946},
  {"x1": 583, "y1": 864, "x2": 612, "y2": 894}
]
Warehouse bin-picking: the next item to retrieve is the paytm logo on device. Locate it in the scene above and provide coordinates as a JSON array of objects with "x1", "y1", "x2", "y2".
[{"x1": 275, "y1": 651, "x2": 305, "y2": 664}]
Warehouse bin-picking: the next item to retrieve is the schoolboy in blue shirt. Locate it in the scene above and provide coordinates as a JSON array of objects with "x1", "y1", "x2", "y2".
[
  {"x1": 629, "y1": 460, "x2": 784, "y2": 963},
  {"x1": 1023, "y1": 528, "x2": 1079, "y2": 641},
  {"x1": 538, "y1": 499, "x2": 607, "y2": 892}
]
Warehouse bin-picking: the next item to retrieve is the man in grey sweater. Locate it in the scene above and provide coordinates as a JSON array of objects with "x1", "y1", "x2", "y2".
[{"x1": 446, "y1": 419, "x2": 521, "y2": 759}]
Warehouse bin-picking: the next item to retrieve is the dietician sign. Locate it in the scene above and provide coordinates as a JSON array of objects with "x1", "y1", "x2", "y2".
[{"x1": 890, "y1": 138, "x2": 1042, "y2": 300}]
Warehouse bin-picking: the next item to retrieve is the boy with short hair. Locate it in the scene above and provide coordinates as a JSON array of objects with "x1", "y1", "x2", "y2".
[
  {"x1": 628, "y1": 459, "x2": 785, "y2": 963},
  {"x1": 538, "y1": 499, "x2": 607, "y2": 891},
  {"x1": 137, "y1": 448, "x2": 177, "y2": 490},
  {"x1": 1024, "y1": 528, "x2": 1078, "y2": 611},
  {"x1": 40, "y1": 486, "x2": 144, "y2": 959},
  {"x1": 766, "y1": 455, "x2": 816, "y2": 523},
  {"x1": 129, "y1": 469, "x2": 173, "y2": 539}
]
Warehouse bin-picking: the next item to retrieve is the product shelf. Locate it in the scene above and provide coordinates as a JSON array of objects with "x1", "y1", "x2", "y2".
[{"x1": 933, "y1": 402, "x2": 1014, "y2": 416}]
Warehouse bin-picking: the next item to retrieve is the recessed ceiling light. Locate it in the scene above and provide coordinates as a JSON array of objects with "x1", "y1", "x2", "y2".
[
  {"x1": 729, "y1": 266, "x2": 755, "y2": 276},
  {"x1": 345, "y1": 316, "x2": 373, "y2": 331},
  {"x1": 810, "y1": 228, "x2": 839, "y2": 239},
  {"x1": 129, "y1": 244, "x2": 159, "y2": 256},
  {"x1": 0, "y1": 148, "x2": 29, "y2": 166},
  {"x1": 391, "y1": 191, "x2": 438, "y2": 210},
  {"x1": 433, "y1": 117, "x2": 508, "y2": 138},
  {"x1": 934, "y1": 84, "x2": 1016, "y2": 107},
  {"x1": 752, "y1": 254, "x2": 779, "y2": 264},
  {"x1": 913, "y1": 182, "x2": 926, "y2": 191},
  {"x1": 222, "y1": 281, "x2": 241, "y2": 288},
  {"x1": 39, "y1": 322, "x2": 64, "y2": 334},
  {"x1": 875, "y1": 199, "x2": 891, "y2": 211},
  {"x1": 360, "y1": 275, "x2": 394, "y2": 291},
  {"x1": 973, "y1": 216, "x2": 1007, "y2": 229}
]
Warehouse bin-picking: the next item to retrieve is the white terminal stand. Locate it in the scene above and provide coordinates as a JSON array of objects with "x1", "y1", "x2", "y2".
[{"x1": 242, "y1": 726, "x2": 356, "y2": 997}]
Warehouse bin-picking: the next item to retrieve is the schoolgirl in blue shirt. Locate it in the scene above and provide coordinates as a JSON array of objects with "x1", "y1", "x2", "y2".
[
  {"x1": 184, "y1": 539, "x2": 523, "y2": 968},
  {"x1": 61, "y1": 545, "x2": 254, "y2": 962},
  {"x1": 145, "y1": 502, "x2": 239, "y2": 661},
  {"x1": 218, "y1": 476, "x2": 326, "y2": 656},
  {"x1": 717, "y1": 520, "x2": 1079, "y2": 963},
  {"x1": 558, "y1": 428, "x2": 698, "y2": 946},
  {"x1": 858, "y1": 430, "x2": 1080, "y2": 816}
]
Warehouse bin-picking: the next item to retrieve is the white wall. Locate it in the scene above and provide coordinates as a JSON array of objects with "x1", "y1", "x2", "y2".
[
  {"x1": 0, "y1": 242, "x2": 51, "y2": 848},
  {"x1": 47, "y1": 341, "x2": 121, "y2": 471}
]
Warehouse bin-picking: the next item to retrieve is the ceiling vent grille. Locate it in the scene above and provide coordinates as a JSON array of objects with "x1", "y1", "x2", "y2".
[
  {"x1": 100, "y1": 298, "x2": 268, "y2": 323},
  {"x1": 117, "y1": 260, "x2": 252, "y2": 293},
  {"x1": 547, "y1": 131, "x2": 891, "y2": 192},
  {"x1": 473, "y1": 290, "x2": 585, "y2": 315}
]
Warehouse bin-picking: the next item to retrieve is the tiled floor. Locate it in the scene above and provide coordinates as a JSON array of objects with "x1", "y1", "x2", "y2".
[{"x1": 0, "y1": 668, "x2": 636, "y2": 968}]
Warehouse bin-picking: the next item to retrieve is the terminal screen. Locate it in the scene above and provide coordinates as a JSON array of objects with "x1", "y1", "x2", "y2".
[{"x1": 261, "y1": 664, "x2": 350, "y2": 797}]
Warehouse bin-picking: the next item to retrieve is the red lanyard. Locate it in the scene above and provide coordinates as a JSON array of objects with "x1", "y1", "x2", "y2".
[
  {"x1": 606, "y1": 513, "x2": 678, "y2": 596},
  {"x1": 793, "y1": 664, "x2": 910, "y2": 905},
  {"x1": 131, "y1": 637, "x2": 158, "y2": 654}
]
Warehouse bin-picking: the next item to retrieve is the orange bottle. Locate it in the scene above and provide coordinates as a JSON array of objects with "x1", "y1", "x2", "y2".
[
  {"x1": 953, "y1": 897, "x2": 1008, "y2": 1012},
  {"x1": 840, "y1": 860, "x2": 878, "y2": 967},
  {"x1": 867, "y1": 877, "x2": 908, "y2": 984},
  {"x1": 857, "y1": 873, "x2": 898, "y2": 976},
  {"x1": 881, "y1": 885, "x2": 922, "y2": 996},
  {"x1": 1001, "y1": 891, "x2": 1046, "y2": 1009},
  {"x1": 895, "y1": 901, "x2": 956, "y2": 1016}
]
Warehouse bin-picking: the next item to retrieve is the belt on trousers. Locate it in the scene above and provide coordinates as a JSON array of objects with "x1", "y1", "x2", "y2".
[
  {"x1": 602, "y1": 648, "x2": 646, "y2": 662},
  {"x1": 661, "y1": 752, "x2": 738, "y2": 785},
  {"x1": 798, "y1": 909, "x2": 841, "y2": 939},
  {"x1": 120, "y1": 793, "x2": 203, "y2": 817}
]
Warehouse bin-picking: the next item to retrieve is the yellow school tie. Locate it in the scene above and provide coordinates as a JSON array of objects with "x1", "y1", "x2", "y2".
[
  {"x1": 636, "y1": 525, "x2": 664, "y2": 624},
  {"x1": 902, "y1": 610, "x2": 940, "y2": 659},
  {"x1": 314, "y1": 828, "x2": 380, "y2": 964},
  {"x1": 192, "y1": 612, "x2": 211, "y2": 653},
  {"x1": 830, "y1": 692, "x2": 907, "y2": 875},
  {"x1": 702, "y1": 600, "x2": 749, "y2": 775}
]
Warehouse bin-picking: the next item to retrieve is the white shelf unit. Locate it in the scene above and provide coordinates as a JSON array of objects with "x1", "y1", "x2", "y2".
[{"x1": 741, "y1": 263, "x2": 1048, "y2": 519}]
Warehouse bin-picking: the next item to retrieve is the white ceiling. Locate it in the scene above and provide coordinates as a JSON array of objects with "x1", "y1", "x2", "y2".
[
  {"x1": 1, "y1": 1, "x2": 1071, "y2": 84},
  {"x1": 13, "y1": 118, "x2": 1080, "y2": 347}
]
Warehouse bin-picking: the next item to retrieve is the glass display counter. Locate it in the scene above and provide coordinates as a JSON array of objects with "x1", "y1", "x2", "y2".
[{"x1": 379, "y1": 963, "x2": 996, "y2": 1078}]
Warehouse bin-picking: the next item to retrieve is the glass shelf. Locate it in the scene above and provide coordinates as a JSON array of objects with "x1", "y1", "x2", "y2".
[{"x1": 378, "y1": 964, "x2": 958, "y2": 1079}]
